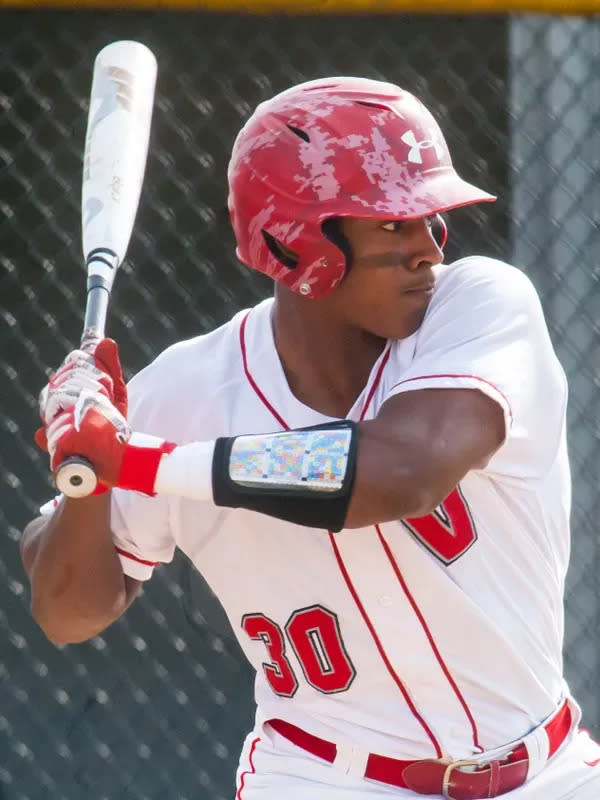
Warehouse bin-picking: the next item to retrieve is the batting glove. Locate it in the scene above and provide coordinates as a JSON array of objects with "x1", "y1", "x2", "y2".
[
  {"x1": 38, "y1": 338, "x2": 127, "y2": 427},
  {"x1": 37, "y1": 390, "x2": 132, "y2": 487},
  {"x1": 35, "y1": 389, "x2": 176, "y2": 495},
  {"x1": 35, "y1": 339, "x2": 129, "y2": 493},
  {"x1": 36, "y1": 340, "x2": 177, "y2": 497}
]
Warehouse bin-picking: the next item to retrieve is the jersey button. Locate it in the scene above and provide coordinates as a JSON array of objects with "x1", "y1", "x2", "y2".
[{"x1": 379, "y1": 595, "x2": 393, "y2": 607}]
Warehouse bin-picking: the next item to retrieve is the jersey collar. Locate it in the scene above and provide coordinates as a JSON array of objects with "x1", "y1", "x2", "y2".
[{"x1": 239, "y1": 298, "x2": 392, "y2": 430}]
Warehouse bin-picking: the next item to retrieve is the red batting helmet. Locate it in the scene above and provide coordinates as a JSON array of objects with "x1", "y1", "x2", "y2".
[{"x1": 227, "y1": 76, "x2": 496, "y2": 298}]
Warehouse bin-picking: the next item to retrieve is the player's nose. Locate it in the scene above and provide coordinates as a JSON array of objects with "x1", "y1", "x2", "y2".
[{"x1": 405, "y1": 217, "x2": 444, "y2": 272}]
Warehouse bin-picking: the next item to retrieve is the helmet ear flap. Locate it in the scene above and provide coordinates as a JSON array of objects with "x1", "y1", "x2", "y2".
[
  {"x1": 321, "y1": 218, "x2": 353, "y2": 272},
  {"x1": 431, "y1": 213, "x2": 447, "y2": 250}
]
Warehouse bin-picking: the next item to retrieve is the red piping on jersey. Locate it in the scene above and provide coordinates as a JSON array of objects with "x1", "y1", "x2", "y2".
[
  {"x1": 236, "y1": 736, "x2": 261, "y2": 800},
  {"x1": 114, "y1": 547, "x2": 159, "y2": 568},
  {"x1": 328, "y1": 531, "x2": 443, "y2": 757},
  {"x1": 375, "y1": 524, "x2": 482, "y2": 752},
  {"x1": 238, "y1": 318, "x2": 442, "y2": 753},
  {"x1": 239, "y1": 309, "x2": 391, "y2": 428},
  {"x1": 239, "y1": 311, "x2": 288, "y2": 429},
  {"x1": 389, "y1": 373, "x2": 514, "y2": 426},
  {"x1": 359, "y1": 344, "x2": 391, "y2": 421}
]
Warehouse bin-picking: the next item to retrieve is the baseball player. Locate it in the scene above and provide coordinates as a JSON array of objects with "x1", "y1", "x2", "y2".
[{"x1": 21, "y1": 78, "x2": 600, "y2": 799}]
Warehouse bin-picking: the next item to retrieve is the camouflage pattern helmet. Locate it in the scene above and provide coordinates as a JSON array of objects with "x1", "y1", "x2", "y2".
[{"x1": 227, "y1": 76, "x2": 496, "y2": 298}]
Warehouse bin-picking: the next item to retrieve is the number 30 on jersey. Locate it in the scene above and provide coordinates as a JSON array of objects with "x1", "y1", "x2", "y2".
[{"x1": 242, "y1": 486, "x2": 477, "y2": 696}]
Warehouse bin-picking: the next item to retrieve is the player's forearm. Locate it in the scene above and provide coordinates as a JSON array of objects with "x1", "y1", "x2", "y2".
[
  {"x1": 115, "y1": 424, "x2": 444, "y2": 530},
  {"x1": 67, "y1": 423, "x2": 445, "y2": 533},
  {"x1": 49, "y1": 415, "x2": 466, "y2": 535},
  {"x1": 21, "y1": 493, "x2": 128, "y2": 644}
]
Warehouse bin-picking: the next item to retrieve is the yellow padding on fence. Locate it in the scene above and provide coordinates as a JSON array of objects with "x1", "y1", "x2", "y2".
[{"x1": 2, "y1": 0, "x2": 599, "y2": 12}]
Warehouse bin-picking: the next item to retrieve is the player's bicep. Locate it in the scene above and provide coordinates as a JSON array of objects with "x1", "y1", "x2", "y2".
[
  {"x1": 347, "y1": 388, "x2": 505, "y2": 527},
  {"x1": 387, "y1": 259, "x2": 565, "y2": 478},
  {"x1": 376, "y1": 387, "x2": 505, "y2": 491}
]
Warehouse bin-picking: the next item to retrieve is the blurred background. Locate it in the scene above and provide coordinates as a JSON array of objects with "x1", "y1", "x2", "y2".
[{"x1": 0, "y1": 2, "x2": 598, "y2": 798}]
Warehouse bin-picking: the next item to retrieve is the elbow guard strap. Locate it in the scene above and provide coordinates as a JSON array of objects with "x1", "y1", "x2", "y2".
[{"x1": 212, "y1": 420, "x2": 358, "y2": 532}]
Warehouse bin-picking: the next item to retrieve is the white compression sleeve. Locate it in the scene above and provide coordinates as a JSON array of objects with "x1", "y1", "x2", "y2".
[
  {"x1": 153, "y1": 440, "x2": 216, "y2": 501},
  {"x1": 149, "y1": 422, "x2": 356, "y2": 534}
]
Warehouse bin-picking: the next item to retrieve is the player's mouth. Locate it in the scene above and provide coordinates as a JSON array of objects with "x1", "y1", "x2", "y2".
[{"x1": 404, "y1": 281, "x2": 435, "y2": 297}]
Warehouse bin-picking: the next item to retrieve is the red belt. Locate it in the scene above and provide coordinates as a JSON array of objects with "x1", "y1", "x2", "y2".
[{"x1": 266, "y1": 700, "x2": 572, "y2": 799}]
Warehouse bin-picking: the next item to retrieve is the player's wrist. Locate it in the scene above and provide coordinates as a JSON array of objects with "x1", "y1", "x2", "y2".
[
  {"x1": 116, "y1": 422, "x2": 357, "y2": 530},
  {"x1": 153, "y1": 439, "x2": 215, "y2": 500},
  {"x1": 116, "y1": 433, "x2": 178, "y2": 495},
  {"x1": 149, "y1": 422, "x2": 357, "y2": 531}
]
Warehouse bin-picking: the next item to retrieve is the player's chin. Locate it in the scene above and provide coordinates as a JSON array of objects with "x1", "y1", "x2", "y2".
[
  {"x1": 356, "y1": 292, "x2": 432, "y2": 340},
  {"x1": 381, "y1": 304, "x2": 430, "y2": 341}
]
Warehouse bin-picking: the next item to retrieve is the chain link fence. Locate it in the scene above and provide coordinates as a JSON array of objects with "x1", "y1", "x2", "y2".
[{"x1": 0, "y1": 9, "x2": 598, "y2": 799}]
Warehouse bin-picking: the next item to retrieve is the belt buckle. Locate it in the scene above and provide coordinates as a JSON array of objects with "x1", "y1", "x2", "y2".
[{"x1": 442, "y1": 758, "x2": 484, "y2": 800}]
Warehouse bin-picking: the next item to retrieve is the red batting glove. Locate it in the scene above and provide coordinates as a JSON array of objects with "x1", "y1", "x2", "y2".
[
  {"x1": 92, "y1": 338, "x2": 127, "y2": 417},
  {"x1": 36, "y1": 339, "x2": 128, "y2": 493},
  {"x1": 38, "y1": 338, "x2": 127, "y2": 427},
  {"x1": 41, "y1": 391, "x2": 131, "y2": 487},
  {"x1": 36, "y1": 390, "x2": 175, "y2": 496}
]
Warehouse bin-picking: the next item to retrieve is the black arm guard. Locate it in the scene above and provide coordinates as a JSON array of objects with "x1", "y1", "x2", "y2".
[{"x1": 212, "y1": 420, "x2": 358, "y2": 532}]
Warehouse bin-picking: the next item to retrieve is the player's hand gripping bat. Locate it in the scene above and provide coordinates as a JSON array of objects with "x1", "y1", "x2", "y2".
[{"x1": 54, "y1": 40, "x2": 157, "y2": 498}]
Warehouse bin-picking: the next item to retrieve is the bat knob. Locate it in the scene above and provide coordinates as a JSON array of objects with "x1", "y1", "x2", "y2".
[{"x1": 55, "y1": 457, "x2": 99, "y2": 498}]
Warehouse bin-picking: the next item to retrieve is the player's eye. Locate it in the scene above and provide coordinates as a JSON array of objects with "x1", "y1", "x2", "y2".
[
  {"x1": 380, "y1": 216, "x2": 435, "y2": 233},
  {"x1": 381, "y1": 220, "x2": 404, "y2": 232}
]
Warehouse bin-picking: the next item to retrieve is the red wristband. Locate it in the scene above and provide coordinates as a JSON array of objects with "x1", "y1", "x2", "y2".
[{"x1": 117, "y1": 439, "x2": 177, "y2": 495}]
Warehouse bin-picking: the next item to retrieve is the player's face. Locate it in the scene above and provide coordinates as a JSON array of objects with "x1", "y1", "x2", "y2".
[{"x1": 332, "y1": 215, "x2": 444, "y2": 340}]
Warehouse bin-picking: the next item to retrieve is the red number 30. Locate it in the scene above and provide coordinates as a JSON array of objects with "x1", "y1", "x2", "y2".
[
  {"x1": 242, "y1": 605, "x2": 356, "y2": 697},
  {"x1": 242, "y1": 490, "x2": 475, "y2": 697}
]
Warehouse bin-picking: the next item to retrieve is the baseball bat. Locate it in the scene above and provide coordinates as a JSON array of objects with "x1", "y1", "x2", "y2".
[{"x1": 54, "y1": 40, "x2": 157, "y2": 498}]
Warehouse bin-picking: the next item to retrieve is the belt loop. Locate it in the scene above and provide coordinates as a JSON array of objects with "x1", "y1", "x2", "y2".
[
  {"x1": 523, "y1": 725, "x2": 549, "y2": 781},
  {"x1": 524, "y1": 698, "x2": 574, "y2": 780},
  {"x1": 566, "y1": 696, "x2": 582, "y2": 734},
  {"x1": 332, "y1": 742, "x2": 370, "y2": 777}
]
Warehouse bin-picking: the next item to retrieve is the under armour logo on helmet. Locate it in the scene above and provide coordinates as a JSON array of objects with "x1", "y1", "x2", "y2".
[{"x1": 401, "y1": 130, "x2": 444, "y2": 164}]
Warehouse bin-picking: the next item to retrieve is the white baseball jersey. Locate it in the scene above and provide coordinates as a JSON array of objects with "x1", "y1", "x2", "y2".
[{"x1": 110, "y1": 255, "x2": 575, "y2": 764}]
